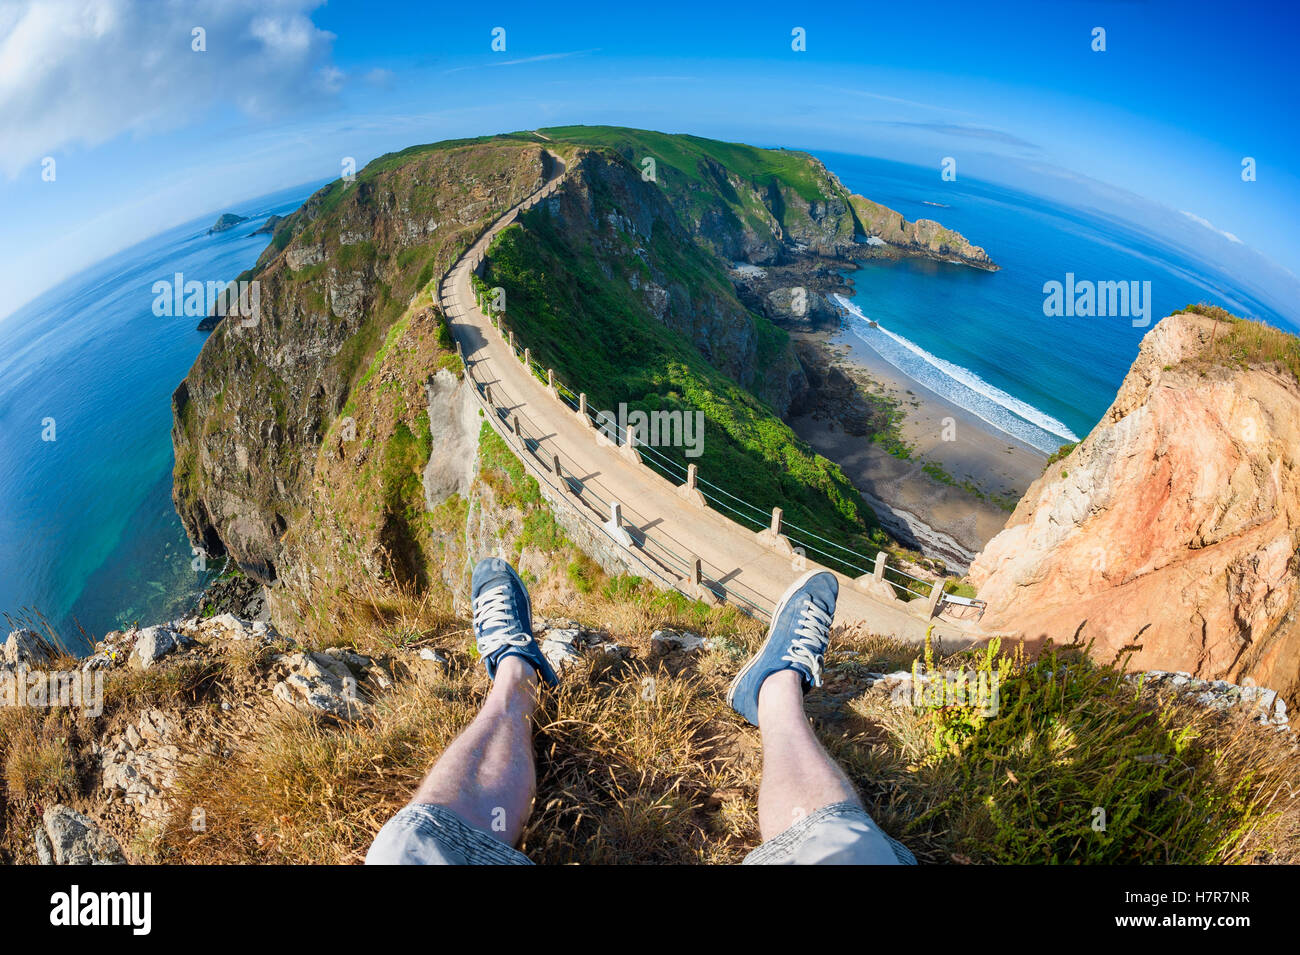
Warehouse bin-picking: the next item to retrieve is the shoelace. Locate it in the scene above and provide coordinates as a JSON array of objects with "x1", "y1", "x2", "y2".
[
  {"x1": 781, "y1": 600, "x2": 833, "y2": 687},
  {"x1": 473, "y1": 584, "x2": 531, "y2": 658}
]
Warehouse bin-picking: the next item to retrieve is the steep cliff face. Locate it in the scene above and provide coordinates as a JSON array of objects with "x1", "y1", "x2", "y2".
[
  {"x1": 538, "y1": 127, "x2": 995, "y2": 271},
  {"x1": 173, "y1": 140, "x2": 552, "y2": 581},
  {"x1": 848, "y1": 195, "x2": 995, "y2": 268},
  {"x1": 535, "y1": 149, "x2": 807, "y2": 412},
  {"x1": 970, "y1": 312, "x2": 1300, "y2": 700}
]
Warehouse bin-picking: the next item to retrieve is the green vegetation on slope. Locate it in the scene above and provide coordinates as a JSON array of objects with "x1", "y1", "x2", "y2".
[
  {"x1": 541, "y1": 125, "x2": 830, "y2": 200},
  {"x1": 480, "y1": 208, "x2": 887, "y2": 557},
  {"x1": 540, "y1": 125, "x2": 855, "y2": 240}
]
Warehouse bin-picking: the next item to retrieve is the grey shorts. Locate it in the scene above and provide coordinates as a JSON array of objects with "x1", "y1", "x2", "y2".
[{"x1": 365, "y1": 800, "x2": 916, "y2": 866}]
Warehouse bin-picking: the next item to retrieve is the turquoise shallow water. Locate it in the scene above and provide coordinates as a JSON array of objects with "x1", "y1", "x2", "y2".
[
  {"x1": 815, "y1": 151, "x2": 1296, "y2": 454},
  {"x1": 0, "y1": 182, "x2": 319, "y2": 649}
]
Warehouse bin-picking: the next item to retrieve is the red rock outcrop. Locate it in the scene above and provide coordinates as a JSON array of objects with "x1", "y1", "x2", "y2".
[{"x1": 969, "y1": 312, "x2": 1300, "y2": 700}]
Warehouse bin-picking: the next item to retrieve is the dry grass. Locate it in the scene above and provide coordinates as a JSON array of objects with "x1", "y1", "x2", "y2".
[
  {"x1": 154, "y1": 571, "x2": 771, "y2": 865},
  {"x1": 1182, "y1": 302, "x2": 1300, "y2": 384},
  {"x1": 1, "y1": 710, "x2": 79, "y2": 800},
  {"x1": 274, "y1": 558, "x2": 463, "y2": 661},
  {"x1": 5, "y1": 563, "x2": 1297, "y2": 866},
  {"x1": 145, "y1": 602, "x2": 1300, "y2": 865}
]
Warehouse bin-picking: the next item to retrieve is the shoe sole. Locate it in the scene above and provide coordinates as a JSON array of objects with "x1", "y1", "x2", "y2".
[{"x1": 727, "y1": 569, "x2": 826, "y2": 710}]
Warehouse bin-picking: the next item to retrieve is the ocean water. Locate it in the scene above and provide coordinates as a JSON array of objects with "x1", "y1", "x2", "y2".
[
  {"x1": 817, "y1": 151, "x2": 1295, "y2": 454},
  {"x1": 0, "y1": 182, "x2": 318, "y2": 650},
  {"x1": 2, "y1": 151, "x2": 1292, "y2": 650}
]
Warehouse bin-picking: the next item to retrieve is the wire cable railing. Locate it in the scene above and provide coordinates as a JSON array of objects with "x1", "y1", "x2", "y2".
[
  {"x1": 471, "y1": 317, "x2": 940, "y2": 603},
  {"x1": 457, "y1": 341, "x2": 776, "y2": 620},
  {"x1": 444, "y1": 174, "x2": 947, "y2": 615}
]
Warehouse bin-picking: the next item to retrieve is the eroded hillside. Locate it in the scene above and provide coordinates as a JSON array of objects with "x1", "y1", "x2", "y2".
[{"x1": 971, "y1": 310, "x2": 1300, "y2": 702}]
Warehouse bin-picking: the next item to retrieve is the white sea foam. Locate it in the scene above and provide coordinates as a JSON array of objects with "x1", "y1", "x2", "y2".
[{"x1": 833, "y1": 294, "x2": 1080, "y2": 452}]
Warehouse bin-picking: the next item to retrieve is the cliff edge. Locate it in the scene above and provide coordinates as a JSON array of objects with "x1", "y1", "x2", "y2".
[{"x1": 970, "y1": 311, "x2": 1300, "y2": 700}]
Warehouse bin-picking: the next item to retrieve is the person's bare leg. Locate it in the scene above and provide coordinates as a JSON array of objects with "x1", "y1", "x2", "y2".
[
  {"x1": 411, "y1": 655, "x2": 539, "y2": 845},
  {"x1": 756, "y1": 669, "x2": 861, "y2": 840}
]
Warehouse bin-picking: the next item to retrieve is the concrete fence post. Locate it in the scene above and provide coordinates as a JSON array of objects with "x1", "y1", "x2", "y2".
[
  {"x1": 547, "y1": 368, "x2": 555, "y2": 391},
  {"x1": 756, "y1": 505, "x2": 795, "y2": 558},
  {"x1": 925, "y1": 582, "x2": 944, "y2": 618},
  {"x1": 854, "y1": 551, "x2": 899, "y2": 603},
  {"x1": 676, "y1": 462, "x2": 707, "y2": 509},
  {"x1": 509, "y1": 330, "x2": 515, "y2": 351},
  {"x1": 523, "y1": 347, "x2": 531, "y2": 369},
  {"x1": 604, "y1": 500, "x2": 634, "y2": 547},
  {"x1": 620, "y1": 423, "x2": 642, "y2": 465}
]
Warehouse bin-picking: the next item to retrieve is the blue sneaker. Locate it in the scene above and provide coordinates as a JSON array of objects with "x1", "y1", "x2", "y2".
[
  {"x1": 470, "y1": 557, "x2": 559, "y2": 686},
  {"x1": 727, "y1": 570, "x2": 838, "y2": 725}
]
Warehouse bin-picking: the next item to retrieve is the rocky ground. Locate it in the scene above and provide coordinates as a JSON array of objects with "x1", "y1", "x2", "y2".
[{"x1": 3, "y1": 607, "x2": 1293, "y2": 865}]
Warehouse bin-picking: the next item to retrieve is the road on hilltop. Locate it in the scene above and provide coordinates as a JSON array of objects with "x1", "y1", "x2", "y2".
[{"x1": 439, "y1": 149, "x2": 981, "y2": 650}]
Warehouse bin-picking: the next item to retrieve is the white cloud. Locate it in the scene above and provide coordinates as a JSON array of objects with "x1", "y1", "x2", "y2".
[
  {"x1": 442, "y1": 49, "x2": 598, "y2": 74},
  {"x1": 1180, "y1": 210, "x2": 1244, "y2": 244},
  {"x1": 0, "y1": 0, "x2": 338, "y2": 177}
]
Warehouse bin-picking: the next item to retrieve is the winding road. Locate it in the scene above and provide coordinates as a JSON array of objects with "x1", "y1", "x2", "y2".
[{"x1": 439, "y1": 150, "x2": 981, "y2": 649}]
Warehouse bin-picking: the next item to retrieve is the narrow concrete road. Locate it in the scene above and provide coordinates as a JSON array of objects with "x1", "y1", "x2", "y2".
[{"x1": 439, "y1": 152, "x2": 979, "y2": 649}]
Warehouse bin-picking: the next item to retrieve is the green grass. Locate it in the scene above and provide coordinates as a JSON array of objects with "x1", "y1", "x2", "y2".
[
  {"x1": 540, "y1": 125, "x2": 831, "y2": 202},
  {"x1": 480, "y1": 210, "x2": 888, "y2": 559},
  {"x1": 892, "y1": 641, "x2": 1288, "y2": 864},
  {"x1": 1044, "y1": 442, "x2": 1077, "y2": 468},
  {"x1": 379, "y1": 421, "x2": 428, "y2": 518},
  {"x1": 942, "y1": 579, "x2": 978, "y2": 598},
  {"x1": 539, "y1": 125, "x2": 856, "y2": 243},
  {"x1": 921, "y1": 460, "x2": 1016, "y2": 513}
]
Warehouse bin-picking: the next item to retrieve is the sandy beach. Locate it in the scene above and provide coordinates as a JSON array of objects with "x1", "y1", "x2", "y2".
[{"x1": 789, "y1": 328, "x2": 1048, "y2": 572}]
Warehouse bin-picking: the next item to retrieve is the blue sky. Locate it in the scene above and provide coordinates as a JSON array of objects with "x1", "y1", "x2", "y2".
[{"x1": 1, "y1": 0, "x2": 1298, "y2": 321}]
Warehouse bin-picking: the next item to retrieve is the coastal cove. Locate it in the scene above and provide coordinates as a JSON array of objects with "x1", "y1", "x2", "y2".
[
  {"x1": 794, "y1": 151, "x2": 1296, "y2": 565},
  {"x1": 1, "y1": 145, "x2": 1294, "y2": 646}
]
